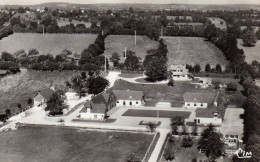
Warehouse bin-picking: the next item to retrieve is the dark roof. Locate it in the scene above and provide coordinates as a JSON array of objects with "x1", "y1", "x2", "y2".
[
  {"x1": 39, "y1": 89, "x2": 56, "y2": 101},
  {"x1": 183, "y1": 92, "x2": 216, "y2": 104},
  {"x1": 80, "y1": 101, "x2": 107, "y2": 114},
  {"x1": 112, "y1": 90, "x2": 143, "y2": 101}
]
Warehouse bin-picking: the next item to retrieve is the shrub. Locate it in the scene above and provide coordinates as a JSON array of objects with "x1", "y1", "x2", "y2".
[
  {"x1": 182, "y1": 136, "x2": 194, "y2": 148},
  {"x1": 226, "y1": 82, "x2": 237, "y2": 91}
]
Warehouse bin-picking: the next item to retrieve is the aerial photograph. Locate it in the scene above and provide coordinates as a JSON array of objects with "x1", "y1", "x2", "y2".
[{"x1": 0, "y1": 0, "x2": 259, "y2": 161}]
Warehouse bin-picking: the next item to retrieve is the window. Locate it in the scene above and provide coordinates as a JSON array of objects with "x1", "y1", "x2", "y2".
[
  {"x1": 201, "y1": 104, "x2": 203, "y2": 106},
  {"x1": 94, "y1": 115, "x2": 97, "y2": 118},
  {"x1": 136, "y1": 102, "x2": 138, "y2": 104},
  {"x1": 130, "y1": 102, "x2": 132, "y2": 105},
  {"x1": 194, "y1": 104, "x2": 197, "y2": 106},
  {"x1": 187, "y1": 104, "x2": 190, "y2": 106},
  {"x1": 123, "y1": 101, "x2": 126, "y2": 105},
  {"x1": 197, "y1": 119, "x2": 200, "y2": 124},
  {"x1": 117, "y1": 101, "x2": 119, "y2": 103}
]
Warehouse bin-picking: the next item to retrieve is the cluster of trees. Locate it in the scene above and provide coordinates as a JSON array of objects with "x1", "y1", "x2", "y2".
[
  {"x1": 165, "y1": 25, "x2": 205, "y2": 37},
  {"x1": 0, "y1": 52, "x2": 20, "y2": 74},
  {"x1": 0, "y1": 26, "x2": 13, "y2": 40},
  {"x1": 143, "y1": 39, "x2": 168, "y2": 81},
  {"x1": 66, "y1": 72, "x2": 109, "y2": 97},
  {"x1": 242, "y1": 26, "x2": 257, "y2": 47},
  {"x1": 45, "y1": 91, "x2": 67, "y2": 116}
]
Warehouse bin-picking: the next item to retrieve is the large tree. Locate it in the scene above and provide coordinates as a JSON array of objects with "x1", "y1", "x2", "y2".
[
  {"x1": 242, "y1": 28, "x2": 257, "y2": 47},
  {"x1": 45, "y1": 93, "x2": 67, "y2": 116},
  {"x1": 87, "y1": 76, "x2": 109, "y2": 95},
  {"x1": 198, "y1": 124, "x2": 225, "y2": 162},
  {"x1": 145, "y1": 57, "x2": 167, "y2": 82}
]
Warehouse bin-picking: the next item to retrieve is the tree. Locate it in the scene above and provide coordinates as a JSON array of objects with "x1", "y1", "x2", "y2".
[
  {"x1": 216, "y1": 64, "x2": 222, "y2": 73},
  {"x1": 17, "y1": 103, "x2": 22, "y2": 109},
  {"x1": 5, "y1": 109, "x2": 11, "y2": 117},
  {"x1": 28, "y1": 49, "x2": 39, "y2": 57},
  {"x1": 45, "y1": 92, "x2": 67, "y2": 116},
  {"x1": 242, "y1": 28, "x2": 257, "y2": 47},
  {"x1": 146, "y1": 122, "x2": 157, "y2": 132},
  {"x1": 1, "y1": 52, "x2": 16, "y2": 62},
  {"x1": 110, "y1": 52, "x2": 120, "y2": 67},
  {"x1": 194, "y1": 64, "x2": 201, "y2": 73},
  {"x1": 198, "y1": 124, "x2": 225, "y2": 162},
  {"x1": 145, "y1": 57, "x2": 167, "y2": 82},
  {"x1": 171, "y1": 116, "x2": 184, "y2": 134},
  {"x1": 71, "y1": 75, "x2": 87, "y2": 98},
  {"x1": 168, "y1": 78, "x2": 174, "y2": 86},
  {"x1": 87, "y1": 76, "x2": 109, "y2": 95},
  {"x1": 182, "y1": 136, "x2": 194, "y2": 148},
  {"x1": 27, "y1": 98, "x2": 33, "y2": 107},
  {"x1": 124, "y1": 54, "x2": 139, "y2": 70},
  {"x1": 244, "y1": 134, "x2": 260, "y2": 162},
  {"x1": 205, "y1": 64, "x2": 211, "y2": 72},
  {"x1": 226, "y1": 82, "x2": 237, "y2": 91}
]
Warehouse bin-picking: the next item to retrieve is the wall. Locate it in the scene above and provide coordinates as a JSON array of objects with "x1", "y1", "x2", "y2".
[
  {"x1": 80, "y1": 112, "x2": 105, "y2": 120},
  {"x1": 185, "y1": 102, "x2": 208, "y2": 109},
  {"x1": 196, "y1": 117, "x2": 222, "y2": 125},
  {"x1": 33, "y1": 93, "x2": 46, "y2": 107},
  {"x1": 115, "y1": 99, "x2": 142, "y2": 107}
]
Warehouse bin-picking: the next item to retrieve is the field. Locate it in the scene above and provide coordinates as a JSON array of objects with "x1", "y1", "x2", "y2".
[
  {"x1": 123, "y1": 109, "x2": 191, "y2": 119},
  {"x1": 110, "y1": 80, "x2": 215, "y2": 107},
  {"x1": 57, "y1": 18, "x2": 92, "y2": 27},
  {"x1": 208, "y1": 17, "x2": 227, "y2": 30},
  {"x1": 161, "y1": 36, "x2": 229, "y2": 70},
  {"x1": 0, "y1": 69, "x2": 80, "y2": 113},
  {"x1": 0, "y1": 33, "x2": 97, "y2": 55},
  {"x1": 104, "y1": 35, "x2": 159, "y2": 60},
  {"x1": 0, "y1": 125, "x2": 154, "y2": 162},
  {"x1": 237, "y1": 38, "x2": 260, "y2": 63}
]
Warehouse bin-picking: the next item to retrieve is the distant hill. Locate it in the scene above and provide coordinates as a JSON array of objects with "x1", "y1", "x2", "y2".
[{"x1": 1, "y1": 2, "x2": 260, "y2": 11}]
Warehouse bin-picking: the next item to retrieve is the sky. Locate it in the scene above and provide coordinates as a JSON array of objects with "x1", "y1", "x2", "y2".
[{"x1": 0, "y1": 0, "x2": 260, "y2": 5}]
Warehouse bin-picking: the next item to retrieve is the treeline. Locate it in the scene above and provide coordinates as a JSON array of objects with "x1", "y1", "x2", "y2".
[
  {"x1": 0, "y1": 26, "x2": 13, "y2": 40},
  {"x1": 165, "y1": 25, "x2": 205, "y2": 37},
  {"x1": 0, "y1": 52, "x2": 20, "y2": 74}
]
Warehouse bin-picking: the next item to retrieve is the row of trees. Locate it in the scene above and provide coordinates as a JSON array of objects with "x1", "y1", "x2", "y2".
[
  {"x1": 0, "y1": 26, "x2": 13, "y2": 40},
  {"x1": 0, "y1": 52, "x2": 20, "y2": 74}
]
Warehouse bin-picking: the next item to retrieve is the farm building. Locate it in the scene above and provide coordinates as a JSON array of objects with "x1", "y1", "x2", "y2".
[
  {"x1": 191, "y1": 77, "x2": 212, "y2": 88},
  {"x1": 79, "y1": 92, "x2": 117, "y2": 120},
  {"x1": 170, "y1": 64, "x2": 192, "y2": 80},
  {"x1": 112, "y1": 90, "x2": 144, "y2": 107},
  {"x1": 33, "y1": 88, "x2": 56, "y2": 108},
  {"x1": 184, "y1": 92, "x2": 226, "y2": 125}
]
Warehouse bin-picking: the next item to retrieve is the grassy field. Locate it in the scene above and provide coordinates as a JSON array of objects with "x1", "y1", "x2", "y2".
[
  {"x1": 0, "y1": 69, "x2": 80, "y2": 113},
  {"x1": 57, "y1": 18, "x2": 92, "y2": 27},
  {"x1": 208, "y1": 17, "x2": 227, "y2": 30},
  {"x1": 161, "y1": 36, "x2": 229, "y2": 70},
  {"x1": 104, "y1": 35, "x2": 159, "y2": 60},
  {"x1": 110, "y1": 80, "x2": 215, "y2": 107},
  {"x1": 122, "y1": 109, "x2": 191, "y2": 118},
  {"x1": 0, "y1": 33, "x2": 97, "y2": 55},
  {"x1": 0, "y1": 125, "x2": 154, "y2": 162},
  {"x1": 237, "y1": 38, "x2": 260, "y2": 64},
  {"x1": 119, "y1": 73, "x2": 144, "y2": 78}
]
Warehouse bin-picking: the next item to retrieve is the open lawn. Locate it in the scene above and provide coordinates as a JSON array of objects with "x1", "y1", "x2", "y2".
[
  {"x1": 104, "y1": 35, "x2": 159, "y2": 60},
  {"x1": 237, "y1": 38, "x2": 260, "y2": 64},
  {"x1": 161, "y1": 36, "x2": 229, "y2": 70},
  {"x1": 0, "y1": 33, "x2": 97, "y2": 55},
  {"x1": 0, "y1": 69, "x2": 80, "y2": 113},
  {"x1": 110, "y1": 80, "x2": 215, "y2": 107},
  {"x1": 119, "y1": 73, "x2": 144, "y2": 78},
  {"x1": 0, "y1": 125, "x2": 154, "y2": 162},
  {"x1": 122, "y1": 109, "x2": 191, "y2": 119}
]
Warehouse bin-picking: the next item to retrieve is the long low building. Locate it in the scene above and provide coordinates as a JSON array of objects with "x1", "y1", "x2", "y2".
[{"x1": 111, "y1": 89, "x2": 144, "y2": 107}]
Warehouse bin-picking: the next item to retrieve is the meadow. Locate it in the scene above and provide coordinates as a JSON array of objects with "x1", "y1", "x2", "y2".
[
  {"x1": 237, "y1": 38, "x2": 260, "y2": 64},
  {"x1": 0, "y1": 33, "x2": 97, "y2": 55},
  {"x1": 0, "y1": 125, "x2": 154, "y2": 162},
  {"x1": 161, "y1": 36, "x2": 229, "y2": 70},
  {"x1": 104, "y1": 35, "x2": 159, "y2": 60},
  {"x1": 0, "y1": 69, "x2": 80, "y2": 113}
]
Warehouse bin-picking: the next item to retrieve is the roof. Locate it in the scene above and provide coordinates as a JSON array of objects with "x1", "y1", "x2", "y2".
[
  {"x1": 170, "y1": 64, "x2": 189, "y2": 75},
  {"x1": 80, "y1": 101, "x2": 107, "y2": 114},
  {"x1": 183, "y1": 92, "x2": 216, "y2": 104},
  {"x1": 112, "y1": 90, "x2": 143, "y2": 101},
  {"x1": 38, "y1": 89, "x2": 56, "y2": 101}
]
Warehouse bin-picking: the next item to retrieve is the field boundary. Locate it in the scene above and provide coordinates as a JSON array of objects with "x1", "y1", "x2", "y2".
[
  {"x1": 143, "y1": 132, "x2": 161, "y2": 162},
  {"x1": 157, "y1": 133, "x2": 170, "y2": 162}
]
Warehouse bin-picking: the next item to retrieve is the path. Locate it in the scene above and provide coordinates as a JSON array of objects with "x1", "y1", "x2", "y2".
[{"x1": 149, "y1": 128, "x2": 170, "y2": 162}]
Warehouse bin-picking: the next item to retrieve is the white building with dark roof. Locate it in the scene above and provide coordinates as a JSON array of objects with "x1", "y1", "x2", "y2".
[
  {"x1": 170, "y1": 64, "x2": 192, "y2": 80},
  {"x1": 112, "y1": 90, "x2": 144, "y2": 107},
  {"x1": 33, "y1": 88, "x2": 56, "y2": 108}
]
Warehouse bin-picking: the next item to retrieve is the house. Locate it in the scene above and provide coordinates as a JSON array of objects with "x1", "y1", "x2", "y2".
[
  {"x1": 111, "y1": 89, "x2": 144, "y2": 106},
  {"x1": 33, "y1": 88, "x2": 56, "y2": 107},
  {"x1": 170, "y1": 64, "x2": 192, "y2": 80},
  {"x1": 79, "y1": 92, "x2": 116, "y2": 120},
  {"x1": 184, "y1": 92, "x2": 226, "y2": 125}
]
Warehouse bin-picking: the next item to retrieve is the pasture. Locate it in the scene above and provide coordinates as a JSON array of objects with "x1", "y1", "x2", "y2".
[
  {"x1": 0, "y1": 33, "x2": 97, "y2": 55},
  {"x1": 208, "y1": 17, "x2": 227, "y2": 30},
  {"x1": 104, "y1": 35, "x2": 159, "y2": 60},
  {"x1": 0, "y1": 69, "x2": 80, "y2": 113},
  {"x1": 57, "y1": 18, "x2": 92, "y2": 27},
  {"x1": 0, "y1": 125, "x2": 154, "y2": 162},
  {"x1": 237, "y1": 38, "x2": 260, "y2": 64},
  {"x1": 161, "y1": 36, "x2": 229, "y2": 70}
]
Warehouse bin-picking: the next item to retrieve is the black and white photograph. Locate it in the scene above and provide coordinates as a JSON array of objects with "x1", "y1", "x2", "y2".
[{"x1": 0, "y1": 0, "x2": 259, "y2": 161}]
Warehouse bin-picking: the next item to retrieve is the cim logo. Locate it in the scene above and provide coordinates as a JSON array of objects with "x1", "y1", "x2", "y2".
[{"x1": 234, "y1": 148, "x2": 252, "y2": 159}]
